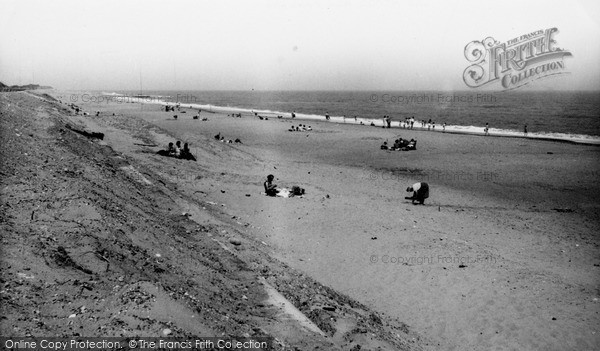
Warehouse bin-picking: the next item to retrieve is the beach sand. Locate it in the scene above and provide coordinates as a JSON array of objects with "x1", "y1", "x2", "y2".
[
  {"x1": 19, "y1": 91, "x2": 600, "y2": 350},
  {"x1": 1, "y1": 91, "x2": 429, "y2": 350}
]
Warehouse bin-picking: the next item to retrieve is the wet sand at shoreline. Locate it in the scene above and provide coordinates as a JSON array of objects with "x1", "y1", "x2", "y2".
[{"x1": 58, "y1": 94, "x2": 600, "y2": 350}]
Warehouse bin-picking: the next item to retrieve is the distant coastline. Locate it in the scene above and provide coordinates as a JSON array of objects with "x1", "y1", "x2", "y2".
[{"x1": 0, "y1": 82, "x2": 53, "y2": 92}]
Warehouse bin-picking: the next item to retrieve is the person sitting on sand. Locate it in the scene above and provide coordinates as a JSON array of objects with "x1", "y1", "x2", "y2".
[
  {"x1": 381, "y1": 141, "x2": 389, "y2": 150},
  {"x1": 174, "y1": 141, "x2": 182, "y2": 157},
  {"x1": 157, "y1": 142, "x2": 176, "y2": 157},
  {"x1": 214, "y1": 133, "x2": 221, "y2": 140},
  {"x1": 179, "y1": 143, "x2": 196, "y2": 161},
  {"x1": 307, "y1": 126, "x2": 312, "y2": 131},
  {"x1": 405, "y1": 182, "x2": 429, "y2": 205},
  {"x1": 393, "y1": 138, "x2": 408, "y2": 150},
  {"x1": 179, "y1": 143, "x2": 189, "y2": 158},
  {"x1": 404, "y1": 139, "x2": 417, "y2": 151},
  {"x1": 289, "y1": 125, "x2": 295, "y2": 132},
  {"x1": 264, "y1": 174, "x2": 278, "y2": 196}
]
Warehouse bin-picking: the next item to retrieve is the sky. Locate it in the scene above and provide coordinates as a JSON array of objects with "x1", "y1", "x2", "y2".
[{"x1": 1, "y1": 0, "x2": 599, "y2": 91}]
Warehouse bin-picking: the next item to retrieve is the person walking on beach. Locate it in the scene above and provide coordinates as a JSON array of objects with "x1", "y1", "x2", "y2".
[
  {"x1": 410, "y1": 116, "x2": 415, "y2": 129},
  {"x1": 484, "y1": 123, "x2": 489, "y2": 136},
  {"x1": 442, "y1": 122, "x2": 446, "y2": 132},
  {"x1": 405, "y1": 182, "x2": 429, "y2": 205},
  {"x1": 325, "y1": 112, "x2": 330, "y2": 121},
  {"x1": 524, "y1": 125, "x2": 528, "y2": 136}
]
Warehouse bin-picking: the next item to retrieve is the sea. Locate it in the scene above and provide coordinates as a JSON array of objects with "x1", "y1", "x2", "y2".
[{"x1": 103, "y1": 90, "x2": 600, "y2": 144}]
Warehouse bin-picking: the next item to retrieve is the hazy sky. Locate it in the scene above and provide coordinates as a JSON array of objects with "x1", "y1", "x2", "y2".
[{"x1": 1, "y1": 0, "x2": 599, "y2": 91}]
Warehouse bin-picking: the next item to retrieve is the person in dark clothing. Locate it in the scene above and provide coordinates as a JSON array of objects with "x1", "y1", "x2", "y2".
[
  {"x1": 264, "y1": 174, "x2": 278, "y2": 196},
  {"x1": 179, "y1": 143, "x2": 196, "y2": 161},
  {"x1": 405, "y1": 182, "x2": 429, "y2": 204},
  {"x1": 156, "y1": 142, "x2": 175, "y2": 157}
]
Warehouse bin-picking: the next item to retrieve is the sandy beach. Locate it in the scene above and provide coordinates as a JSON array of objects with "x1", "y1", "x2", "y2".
[
  {"x1": 3, "y1": 91, "x2": 436, "y2": 350},
  {"x1": 31, "y1": 91, "x2": 600, "y2": 350}
]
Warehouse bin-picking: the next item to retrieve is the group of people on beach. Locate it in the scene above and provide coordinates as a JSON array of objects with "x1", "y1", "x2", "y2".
[
  {"x1": 165, "y1": 103, "x2": 182, "y2": 112},
  {"x1": 157, "y1": 140, "x2": 196, "y2": 161},
  {"x1": 193, "y1": 110, "x2": 208, "y2": 121},
  {"x1": 167, "y1": 104, "x2": 208, "y2": 121},
  {"x1": 401, "y1": 117, "x2": 416, "y2": 129},
  {"x1": 214, "y1": 133, "x2": 242, "y2": 144},
  {"x1": 423, "y1": 119, "x2": 436, "y2": 130},
  {"x1": 288, "y1": 124, "x2": 312, "y2": 132},
  {"x1": 380, "y1": 137, "x2": 417, "y2": 151}
]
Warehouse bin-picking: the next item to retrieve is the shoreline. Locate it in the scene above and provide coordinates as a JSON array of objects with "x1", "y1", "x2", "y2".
[
  {"x1": 50, "y1": 90, "x2": 600, "y2": 146},
  {"x1": 156, "y1": 101, "x2": 600, "y2": 145}
]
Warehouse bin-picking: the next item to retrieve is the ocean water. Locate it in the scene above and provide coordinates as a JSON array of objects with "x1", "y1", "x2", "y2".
[{"x1": 107, "y1": 90, "x2": 600, "y2": 142}]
